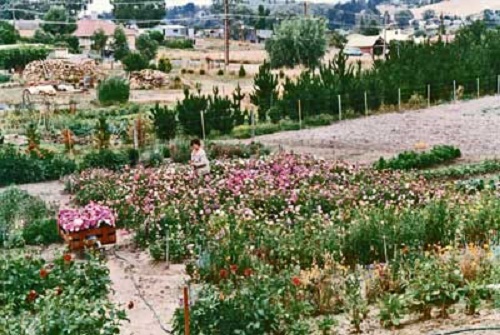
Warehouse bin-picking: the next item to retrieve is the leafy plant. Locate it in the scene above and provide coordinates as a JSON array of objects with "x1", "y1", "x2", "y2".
[
  {"x1": 94, "y1": 116, "x2": 111, "y2": 149},
  {"x1": 375, "y1": 145, "x2": 461, "y2": 170},
  {"x1": 149, "y1": 103, "x2": 177, "y2": 141},
  {"x1": 379, "y1": 294, "x2": 406, "y2": 329},
  {"x1": 80, "y1": 149, "x2": 129, "y2": 171},
  {"x1": 122, "y1": 52, "x2": 149, "y2": 72},
  {"x1": 98, "y1": 77, "x2": 130, "y2": 106},
  {"x1": 238, "y1": 65, "x2": 246, "y2": 77},
  {"x1": 158, "y1": 57, "x2": 172, "y2": 73},
  {"x1": 22, "y1": 218, "x2": 61, "y2": 245}
]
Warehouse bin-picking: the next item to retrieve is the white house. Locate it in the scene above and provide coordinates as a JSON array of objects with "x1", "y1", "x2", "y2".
[{"x1": 153, "y1": 25, "x2": 188, "y2": 39}]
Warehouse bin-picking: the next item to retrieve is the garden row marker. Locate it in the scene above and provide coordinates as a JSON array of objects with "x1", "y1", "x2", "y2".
[
  {"x1": 298, "y1": 100, "x2": 302, "y2": 130},
  {"x1": 398, "y1": 88, "x2": 401, "y2": 111},
  {"x1": 453, "y1": 80, "x2": 457, "y2": 102},
  {"x1": 477, "y1": 78, "x2": 480, "y2": 98},
  {"x1": 200, "y1": 111, "x2": 206, "y2": 141},
  {"x1": 364, "y1": 91, "x2": 368, "y2": 116},
  {"x1": 184, "y1": 286, "x2": 190, "y2": 335},
  {"x1": 427, "y1": 84, "x2": 431, "y2": 108},
  {"x1": 250, "y1": 110, "x2": 255, "y2": 138},
  {"x1": 338, "y1": 95, "x2": 342, "y2": 121}
]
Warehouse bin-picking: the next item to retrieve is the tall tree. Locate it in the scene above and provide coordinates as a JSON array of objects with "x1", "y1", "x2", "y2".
[
  {"x1": 250, "y1": 61, "x2": 278, "y2": 116},
  {"x1": 91, "y1": 29, "x2": 108, "y2": 56},
  {"x1": 255, "y1": 5, "x2": 271, "y2": 30},
  {"x1": 0, "y1": 21, "x2": 19, "y2": 44},
  {"x1": 112, "y1": 27, "x2": 130, "y2": 61},
  {"x1": 136, "y1": 34, "x2": 159, "y2": 61},
  {"x1": 265, "y1": 18, "x2": 327, "y2": 69},
  {"x1": 112, "y1": 0, "x2": 166, "y2": 28},
  {"x1": 41, "y1": 8, "x2": 77, "y2": 36},
  {"x1": 394, "y1": 10, "x2": 414, "y2": 28}
]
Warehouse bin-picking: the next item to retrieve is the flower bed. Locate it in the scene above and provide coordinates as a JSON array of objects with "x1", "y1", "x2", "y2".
[{"x1": 58, "y1": 202, "x2": 116, "y2": 232}]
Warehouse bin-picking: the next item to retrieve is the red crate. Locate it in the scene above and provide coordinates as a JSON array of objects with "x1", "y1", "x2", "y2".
[{"x1": 58, "y1": 224, "x2": 116, "y2": 251}]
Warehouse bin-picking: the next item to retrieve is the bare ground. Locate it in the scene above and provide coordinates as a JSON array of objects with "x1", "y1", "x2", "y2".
[{"x1": 252, "y1": 95, "x2": 500, "y2": 164}]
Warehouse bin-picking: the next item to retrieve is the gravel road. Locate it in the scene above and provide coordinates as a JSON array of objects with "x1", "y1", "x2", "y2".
[{"x1": 254, "y1": 95, "x2": 500, "y2": 164}]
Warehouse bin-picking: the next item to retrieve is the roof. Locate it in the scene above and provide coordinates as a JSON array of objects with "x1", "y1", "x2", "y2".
[
  {"x1": 155, "y1": 24, "x2": 186, "y2": 29},
  {"x1": 14, "y1": 19, "x2": 40, "y2": 31},
  {"x1": 0, "y1": 44, "x2": 48, "y2": 50},
  {"x1": 346, "y1": 34, "x2": 383, "y2": 48},
  {"x1": 73, "y1": 19, "x2": 137, "y2": 37}
]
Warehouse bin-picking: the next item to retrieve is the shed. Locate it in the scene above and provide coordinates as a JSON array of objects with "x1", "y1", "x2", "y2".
[{"x1": 346, "y1": 34, "x2": 385, "y2": 55}]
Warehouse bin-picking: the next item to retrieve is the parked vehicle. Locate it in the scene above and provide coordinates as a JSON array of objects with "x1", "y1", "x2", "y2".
[{"x1": 344, "y1": 47, "x2": 363, "y2": 56}]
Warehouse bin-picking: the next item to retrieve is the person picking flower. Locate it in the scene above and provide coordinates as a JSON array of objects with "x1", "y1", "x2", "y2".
[{"x1": 190, "y1": 138, "x2": 210, "y2": 177}]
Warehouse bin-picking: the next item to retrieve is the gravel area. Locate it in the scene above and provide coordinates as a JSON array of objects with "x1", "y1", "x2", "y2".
[{"x1": 254, "y1": 96, "x2": 500, "y2": 164}]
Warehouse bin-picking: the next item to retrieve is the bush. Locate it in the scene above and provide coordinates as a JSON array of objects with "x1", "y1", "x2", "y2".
[
  {"x1": 122, "y1": 52, "x2": 149, "y2": 72},
  {"x1": 304, "y1": 114, "x2": 335, "y2": 127},
  {"x1": 231, "y1": 123, "x2": 282, "y2": 139},
  {"x1": 217, "y1": 69, "x2": 224, "y2": 76},
  {"x1": 0, "y1": 46, "x2": 51, "y2": 70},
  {"x1": 22, "y1": 218, "x2": 61, "y2": 245},
  {"x1": 149, "y1": 103, "x2": 177, "y2": 141},
  {"x1": 158, "y1": 58, "x2": 172, "y2": 73},
  {"x1": 126, "y1": 147, "x2": 140, "y2": 167},
  {"x1": 169, "y1": 140, "x2": 191, "y2": 163},
  {"x1": 0, "y1": 74, "x2": 10, "y2": 83},
  {"x1": 98, "y1": 77, "x2": 130, "y2": 106},
  {"x1": 80, "y1": 149, "x2": 129, "y2": 171},
  {"x1": 199, "y1": 69, "x2": 206, "y2": 75},
  {"x1": 164, "y1": 39, "x2": 194, "y2": 49},
  {"x1": 238, "y1": 65, "x2": 246, "y2": 77},
  {"x1": 187, "y1": 69, "x2": 194, "y2": 74},
  {"x1": 375, "y1": 145, "x2": 462, "y2": 171}
]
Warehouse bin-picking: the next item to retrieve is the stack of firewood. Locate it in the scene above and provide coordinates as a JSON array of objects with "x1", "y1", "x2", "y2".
[
  {"x1": 23, "y1": 59, "x2": 101, "y2": 84},
  {"x1": 129, "y1": 69, "x2": 169, "y2": 90}
]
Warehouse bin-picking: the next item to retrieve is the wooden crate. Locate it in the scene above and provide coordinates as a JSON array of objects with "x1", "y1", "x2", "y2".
[{"x1": 58, "y1": 224, "x2": 116, "y2": 251}]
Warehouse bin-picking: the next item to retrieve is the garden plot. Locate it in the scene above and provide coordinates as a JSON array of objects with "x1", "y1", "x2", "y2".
[{"x1": 253, "y1": 95, "x2": 500, "y2": 163}]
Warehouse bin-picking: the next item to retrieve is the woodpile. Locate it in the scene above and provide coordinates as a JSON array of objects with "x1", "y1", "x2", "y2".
[
  {"x1": 23, "y1": 59, "x2": 102, "y2": 85},
  {"x1": 129, "y1": 69, "x2": 169, "y2": 90}
]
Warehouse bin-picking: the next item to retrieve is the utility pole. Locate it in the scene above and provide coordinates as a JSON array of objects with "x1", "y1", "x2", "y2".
[
  {"x1": 382, "y1": 14, "x2": 387, "y2": 58},
  {"x1": 224, "y1": 0, "x2": 230, "y2": 68},
  {"x1": 303, "y1": 1, "x2": 307, "y2": 17}
]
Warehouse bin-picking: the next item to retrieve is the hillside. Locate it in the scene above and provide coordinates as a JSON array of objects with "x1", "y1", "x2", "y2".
[{"x1": 379, "y1": 0, "x2": 500, "y2": 19}]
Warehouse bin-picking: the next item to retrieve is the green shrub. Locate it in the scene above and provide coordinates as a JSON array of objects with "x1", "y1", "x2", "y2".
[
  {"x1": 217, "y1": 69, "x2": 224, "y2": 76},
  {"x1": 126, "y1": 147, "x2": 140, "y2": 167},
  {"x1": 238, "y1": 65, "x2": 246, "y2": 77},
  {"x1": 199, "y1": 69, "x2": 206, "y2": 75},
  {"x1": 375, "y1": 145, "x2": 461, "y2": 171},
  {"x1": 279, "y1": 119, "x2": 300, "y2": 131},
  {"x1": 80, "y1": 149, "x2": 129, "y2": 171},
  {"x1": 304, "y1": 114, "x2": 334, "y2": 127},
  {"x1": 181, "y1": 68, "x2": 187, "y2": 74},
  {"x1": 158, "y1": 58, "x2": 172, "y2": 73},
  {"x1": 231, "y1": 125, "x2": 252, "y2": 139},
  {"x1": 187, "y1": 69, "x2": 194, "y2": 74},
  {"x1": 122, "y1": 52, "x2": 149, "y2": 72},
  {"x1": 149, "y1": 103, "x2": 177, "y2": 141},
  {"x1": 22, "y1": 218, "x2": 61, "y2": 245},
  {"x1": 164, "y1": 39, "x2": 194, "y2": 49},
  {"x1": 169, "y1": 140, "x2": 191, "y2": 163},
  {"x1": 98, "y1": 77, "x2": 130, "y2": 106},
  {"x1": 0, "y1": 74, "x2": 10, "y2": 83},
  {"x1": 231, "y1": 123, "x2": 282, "y2": 139},
  {"x1": 0, "y1": 46, "x2": 51, "y2": 70}
]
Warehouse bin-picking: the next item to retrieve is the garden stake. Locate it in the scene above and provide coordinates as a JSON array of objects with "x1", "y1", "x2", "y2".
[
  {"x1": 383, "y1": 235, "x2": 388, "y2": 264},
  {"x1": 453, "y1": 80, "x2": 456, "y2": 102},
  {"x1": 183, "y1": 286, "x2": 190, "y2": 335},
  {"x1": 338, "y1": 95, "x2": 342, "y2": 120},
  {"x1": 298, "y1": 100, "x2": 302, "y2": 130},
  {"x1": 200, "y1": 111, "x2": 206, "y2": 141},
  {"x1": 364, "y1": 91, "x2": 368, "y2": 116},
  {"x1": 398, "y1": 88, "x2": 401, "y2": 111},
  {"x1": 477, "y1": 78, "x2": 480, "y2": 98},
  {"x1": 250, "y1": 110, "x2": 255, "y2": 138},
  {"x1": 427, "y1": 84, "x2": 431, "y2": 107},
  {"x1": 165, "y1": 227, "x2": 170, "y2": 269}
]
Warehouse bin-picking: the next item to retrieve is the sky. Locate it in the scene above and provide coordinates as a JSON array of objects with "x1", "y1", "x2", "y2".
[{"x1": 87, "y1": 0, "x2": 347, "y2": 13}]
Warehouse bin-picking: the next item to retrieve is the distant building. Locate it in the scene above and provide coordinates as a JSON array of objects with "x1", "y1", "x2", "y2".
[
  {"x1": 14, "y1": 19, "x2": 41, "y2": 38},
  {"x1": 346, "y1": 34, "x2": 385, "y2": 55},
  {"x1": 152, "y1": 24, "x2": 188, "y2": 39},
  {"x1": 382, "y1": 29, "x2": 411, "y2": 43},
  {"x1": 256, "y1": 29, "x2": 273, "y2": 43},
  {"x1": 73, "y1": 19, "x2": 137, "y2": 51}
]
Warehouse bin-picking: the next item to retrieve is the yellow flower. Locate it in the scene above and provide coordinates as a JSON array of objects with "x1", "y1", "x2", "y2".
[{"x1": 484, "y1": 244, "x2": 490, "y2": 250}]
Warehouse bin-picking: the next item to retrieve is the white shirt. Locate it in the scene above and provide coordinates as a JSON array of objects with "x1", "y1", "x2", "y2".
[{"x1": 191, "y1": 148, "x2": 210, "y2": 175}]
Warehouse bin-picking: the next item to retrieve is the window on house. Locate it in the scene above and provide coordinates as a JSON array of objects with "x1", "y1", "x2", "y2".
[{"x1": 173, "y1": 29, "x2": 179, "y2": 33}]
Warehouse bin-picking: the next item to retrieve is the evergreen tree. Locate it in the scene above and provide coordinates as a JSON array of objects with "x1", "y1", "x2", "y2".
[
  {"x1": 91, "y1": 29, "x2": 108, "y2": 56},
  {"x1": 112, "y1": 0, "x2": 166, "y2": 29},
  {"x1": 112, "y1": 27, "x2": 130, "y2": 61},
  {"x1": 250, "y1": 61, "x2": 279, "y2": 116}
]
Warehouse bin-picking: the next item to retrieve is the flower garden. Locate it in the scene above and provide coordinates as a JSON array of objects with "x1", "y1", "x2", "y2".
[{"x1": 55, "y1": 152, "x2": 500, "y2": 334}]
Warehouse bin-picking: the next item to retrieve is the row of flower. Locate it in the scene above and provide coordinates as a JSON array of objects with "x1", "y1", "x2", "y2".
[
  {"x1": 68, "y1": 154, "x2": 500, "y2": 333},
  {"x1": 0, "y1": 252, "x2": 126, "y2": 334}
]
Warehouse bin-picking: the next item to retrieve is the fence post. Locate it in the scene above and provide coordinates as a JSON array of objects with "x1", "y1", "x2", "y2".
[
  {"x1": 165, "y1": 227, "x2": 170, "y2": 269},
  {"x1": 364, "y1": 91, "x2": 368, "y2": 116},
  {"x1": 338, "y1": 95, "x2": 342, "y2": 121},
  {"x1": 183, "y1": 287, "x2": 190, "y2": 335},
  {"x1": 398, "y1": 88, "x2": 401, "y2": 111},
  {"x1": 427, "y1": 84, "x2": 431, "y2": 108},
  {"x1": 477, "y1": 78, "x2": 480, "y2": 98},
  {"x1": 200, "y1": 111, "x2": 206, "y2": 141},
  {"x1": 250, "y1": 110, "x2": 255, "y2": 138},
  {"x1": 298, "y1": 100, "x2": 302, "y2": 130},
  {"x1": 498, "y1": 75, "x2": 500, "y2": 95},
  {"x1": 453, "y1": 80, "x2": 456, "y2": 102}
]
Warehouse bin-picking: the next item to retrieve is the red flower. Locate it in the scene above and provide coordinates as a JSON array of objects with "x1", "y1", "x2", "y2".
[
  {"x1": 243, "y1": 268, "x2": 253, "y2": 277},
  {"x1": 63, "y1": 254, "x2": 72, "y2": 263},
  {"x1": 219, "y1": 269, "x2": 228, "y2": 279},
  {"x1": 128, "y1": 301, "x2": 135, "y2": 310},
  {"x1": 230, "y1": 264, "x2": 238, "y2": 274},
  {"x1": 39, "y1": 268, "x2": 48, "y2": 279},
  {"x1": 291, "y1": 277, "x2": 301, "y2": 287},
  {"x1": 27, "y1": 290, "x2": 38, "y2": 302}
]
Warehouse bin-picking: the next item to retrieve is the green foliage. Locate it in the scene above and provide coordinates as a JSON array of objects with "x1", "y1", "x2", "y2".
[
  {"x1": 379, "y1": 294, "x2": 406, "y2": 329},
  {"x1": 0, "y1": 145, "x2": 76, "y2": 186},
  {"x1": 98, "y1": 77, "x2": 130, "y2": 106},
  {"x1": 423, "y1": 160, "x2": 500, "y2": 180},
  {"x1": 0, "y1": 74, "x2": 10, "y2": 83},
  {"x1": 80, "y1": 149, "x2": 129, "y2": 171},
  {"x1": 375, "y1": 145, "x2": 462, "y2": 170},
  {"x1": 266, "y1": 18, "x2": 327, "y2": 69},
  {"x1": 176, "y1": 89, "x2": 207, "y2": 137},
  {"x1": 112, "y1": 27, "x2": 130, "y2": 61},
  {"x1": 158, "y1": 57, "x2": 172, "y2": 73},
  {"x1": 217, "y1": 69, "x2": 224, "y2": 76},
  {"x1": 122, "y1": 52, "x2": 149, "y2": 72},
  {"x1": 0, "y1": 21, "x2": 19, "y2": 44},
  {"x1": 250, "y1": 61, "x2": 278, "y2": 116},
  {"x1": 22, "y1": 218, "x2": 61, "y2": 245},
  {"x1": 94, "y1": 116, "x2": 112, "y2": 149},
  {"x1": 0, "y1": 46, "x2": 50, "y2": 70},
  {"x1": 41, "y1": 8, "x2": 77, "y2": 36},
  {"x1": 91, "y1": 28, "x2": 108, "y2": 55},
  {"x1": 238, "y1": 65, "x2": 246, "y2": 77},
  {"x1": 136, "y1": 33, "x2": 159, "y2": 61},
  {"x1": 148, "y1": 30, "x2": 164, "y2": 44},
  {"x1": 149, "y1": 103, "x2": 177, "y2": 141},
  {"x1": 113, "y1": 0, "x2": 165, "y2": 28},
  {"x1": 163, "y1": 39, "x2": 194, "y2": 49}
]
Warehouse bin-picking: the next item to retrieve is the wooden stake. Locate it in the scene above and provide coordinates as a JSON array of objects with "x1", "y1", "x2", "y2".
[
  {"x1": 298, "y1": 100, "x2": 302, "y2": 129},
  {"x1": 183, "y1": 286, "x2": 190, "y2": 335}
]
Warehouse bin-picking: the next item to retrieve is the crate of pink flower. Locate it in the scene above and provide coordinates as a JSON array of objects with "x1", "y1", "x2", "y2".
[{"x1": 58, "y1": 202, "x2": 117, "y2": 250}]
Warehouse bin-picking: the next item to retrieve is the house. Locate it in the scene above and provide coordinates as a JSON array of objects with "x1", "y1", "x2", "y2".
[
  {"x1": 73, "y1": 19, "x2": 137, "y2": 51},
  {"x1": 382, "y1": 29, "x2": 411, "y2": 43},
  {"x1": 256, "y1": 29, "x2": 273, "y2": 43},
  {"x1": 152, "y1": 24, "x2": 188, "y2": 39},
  {"x1": 14, "y1": 19, "x2": 41, "y2": 38},
  {"x1": 346, "y1": 34, "x2": 385, "y2": 55}
]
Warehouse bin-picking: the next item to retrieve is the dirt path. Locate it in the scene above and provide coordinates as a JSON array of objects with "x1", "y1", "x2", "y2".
[{"x1": 252, "y1": 95, "x2": 500, "y2": 164}]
